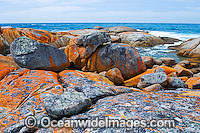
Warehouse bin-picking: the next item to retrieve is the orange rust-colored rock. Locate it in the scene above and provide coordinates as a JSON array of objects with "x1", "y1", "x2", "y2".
[
  {"x1": 143, "y1": 84, "x2": 163, "y2": 92},
  {"x1": 185, "y1": 77, "x2": 200, "y2": 89},
  {"x1": 0, "y1": 66, "x2": 16, "y2": 80},
  {"x1": 179, "y1": 77, "x2": 189, "y2": 82},
  {"x1": 125, "y1": 66, "x2": 178, "y2": 87},
  {"x1": 65, "y1": 32, "x2": 111, "y2": 69},
  {"x1": 87, "y1": 43, "x2": 146, "y2": 80},
  {"x1": 0, "y1": 69, "x2": 64, "y2": 132},
  {"x1": 174, "y1": 64, "x2": 193, "y2": 77},
  {"x1": 106, "y1": 68, "x2": 124, "y2": 85},
  {"x1": 0, "y1": 56, "x2": 20, "y2": 68},
  {"x1": 0, "y1": 28, "x2": 74, "y2": 54},
  {"x1": 142, "y1": 56, "x2": 155, "y2": 69}
]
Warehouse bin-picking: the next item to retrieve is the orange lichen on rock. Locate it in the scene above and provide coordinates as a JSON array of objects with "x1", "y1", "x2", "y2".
[
  {"x1": 0, "y1": 28, "x2": 73, "y2": 51},
  {"x1": 0, "y1": 69, "x2": 59, "y2": 109},
  {"x1": 143, "y1": 84, "x2": 162, "y2": 92},
  {"x1": 125, "y1": 66, "x2": 178, "y2": 87},
  {"x1": 179, "y1": 77, "x2": 189, "y2": 82},
  {"x1": 0, "y1": 66, "x2": 16, "y2": 80},
  {"x1": 185, "y1": 77, "x2": 200, "y2": 89},
  {"x1": 106, "y1": 68, "x2": 124, "y2": 85},
  {"x1": 60, "y1": 70, "x2": 114, "y2": 85},
  {"x1": 180, "y1": 91, "x2": 200, "y2": 97},
  {"x1": 174, "y1": 64, "x2": 193, "y2": 77},
  {"x1": 0, "y1": 56, "x2": 20, "y2": 68}
]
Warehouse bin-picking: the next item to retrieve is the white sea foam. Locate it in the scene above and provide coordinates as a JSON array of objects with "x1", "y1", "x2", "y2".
[
  {"x1": 149, "y1": 31, "x2": 200, "y2": 41},
  {"x1": 1, "y1": 26, "x2": 12, "y2": 28}
]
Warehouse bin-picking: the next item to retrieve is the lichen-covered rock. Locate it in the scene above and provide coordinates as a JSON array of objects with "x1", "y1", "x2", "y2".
[
  {"x1": 87, "y1": 43, "x2": 146, "y2": 80},
  {"x1": 185, "y1": 77, "x2": 200, "y2": 89},
  {"x1": 11, "y1": 36, "x2": 70, "y2": 71},
  {"x1": 179, "y1": 77, "x2": 189, "y2": 82},
  {"x1": 0, "y1": 69, "x2": 66, "y2": 132},
  {"x1": 119, "y1": 32, "x2": 164, "y2": 47},
  {"x1": 167, "y1": 77, "x2": 187, "y2": 88},
  {"x1": 159, "y1": 57, "x2": 176, "y2": 67},
  {"x1": 65, "y1": 31, "x2": 111, "y2": 69},
  {"x1": 137, "y1": 72, "x2": 167, "y2": 89},
  {"x1": 43, "y1": 91, "x2": 92, "y2": 119},
  {"x1": 103, "y1": 26, "x2": 137, "y2": 33},
  {"x1": 0, "y1": 66, "x2": 16, "y2": 80},
  {"x1": 71, "y1": 90, "x2": 200, "y2": 132},
  {"x1": 0, "y1": 28, "x2": 73, "y2": 54},
  {"x1": 169, "y1": 37, "x2": 200, "y2": 59},
  {"x1": 143, "y1": 84, "x2": 163, "y2": 92},
  {"x1": 59, "y1": 70, "x2": 139, "y2": 102},
  {"x1": 125, "y1": 66, "x2": 178, "y2": 87},
  {"x1": 106, "y1": 68, "x2": 124, "y2": 85},
  {"x1": 0, "y1": 55, "x2": 20, "y2": 68},
  {"x1": 142, "y1": 56, "x2": 155, "y2": 69},
  {"x1": 174, "y1": 65, "x2": 193, "y2": 77}
]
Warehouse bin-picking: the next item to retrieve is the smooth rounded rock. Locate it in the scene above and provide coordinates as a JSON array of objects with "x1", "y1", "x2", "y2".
[
  {"x1": 11, "y1": 36, "x2": 70, "y2": 71},
  {"x1": 87, "y1": 43, "x2": 146, "y2": 80},
  {"x1": 106, "y1": 68, "x2": 124, "y2": 85},
  {"x1": 137, "y1": 72, "x2": 167, "y2": 89}
]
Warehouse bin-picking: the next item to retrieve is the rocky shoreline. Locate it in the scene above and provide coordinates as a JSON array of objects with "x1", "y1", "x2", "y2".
[{"x1": 0, "y1": 26, "x2": 200, "y2": 132}]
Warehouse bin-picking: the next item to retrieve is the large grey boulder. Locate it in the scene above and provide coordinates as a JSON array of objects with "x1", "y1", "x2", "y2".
[
  {"x1": 10, "y1": 36, "x2": 70, "y2": 71},
  {"x1": 43, "y1": 91, "x2": 92, "y2": 119},
  {"x1": 137, "y1": 72, "x2": 167, "y2": 89},
  {"x1": 167, "y1": 77, "x2": 187, "y2": 88},
  {"x1": 87, "y1": 43, "x2": 146, "y2": 80}
]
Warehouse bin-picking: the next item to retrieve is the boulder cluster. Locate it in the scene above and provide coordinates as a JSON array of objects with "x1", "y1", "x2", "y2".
[{"x1": 0, "y1": 26, "x2": 200, "y2": 132}]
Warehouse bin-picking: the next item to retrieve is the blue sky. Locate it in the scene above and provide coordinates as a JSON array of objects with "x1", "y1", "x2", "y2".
[{"x1": 0, "y1": 0, "x2": 200, "y2": 23}]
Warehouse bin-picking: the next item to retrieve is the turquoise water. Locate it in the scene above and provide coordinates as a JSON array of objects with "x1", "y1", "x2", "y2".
[{"x1": 1, "y1": 23, "x2": 200, "y2": 62}]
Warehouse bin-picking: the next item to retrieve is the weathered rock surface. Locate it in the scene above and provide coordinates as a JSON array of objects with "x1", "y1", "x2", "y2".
[
  {"x1": 11, "y1": 36, "x2": 70, "y2": 71},
  {"x1": 169, "y1": 37, "x2": 200, "y2": 59},
  {"x1": 103, "y1": 26, "x2": 137, "y2": 33},
  {"x1": 142, "y1": 56, "x2": 155, "y2": 69},
  {"x1": 167, "y1": 77, "x2": 186, "y2": 88},
  {"x1": 194, "y1": 72, "x2": 200, "y2": 77},
  {"x1": 59, "y1": 70, "x2": 139, "y2": 102},
  {"x1": 0, "y1": 28, "x2": 74, "y2": 54},
  {"x1": 143, "y1": 84, "x2": 163, "y2": 92},
  {"x1": 125, "y1": 66, "x2": 178, "y2": 87},
  {"x1": 174, "y1": 65, "x2": 193, "y2": 77},
  {"x1": 65, "y1": 31, "x2": 111, "y2": 69},
  {"x1": 87, "y1": 43, "x2": 146, "y2": 80},
  {"x1": 185, "y1": 77, "x2": 200, "y2": 89},
  {"x1": 0, "y1": 55, "x2": 20, "y2": 68},
  {"x1": 106, "y1": 68, "x2": 124, "y2": 85},
  {"x1": 71, "y1": 90, "x2": 200, "y2": 132},
  {"x1": 119, "y1": 32, "x2": 164, "y2": 47},
  {"x1": 137, "y1": 72, "x2": 167, "y2": 89},
  {"x1": 43, "y1": 91, "x2": 92, "y2": 119},
  {"x1": 160, "y1": 37, "x2": 182, "y2": 44},
  {"x1": 159, "y1": 57, "x2": 176, "y2": 67},
  {"x1": 0, "y1": 69, "x2": 66, "y2": 132}
]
